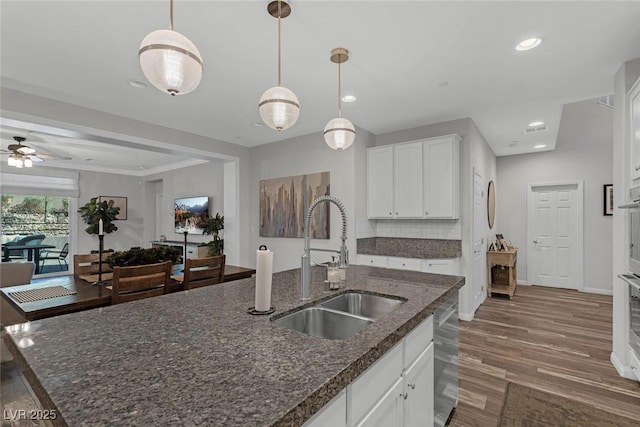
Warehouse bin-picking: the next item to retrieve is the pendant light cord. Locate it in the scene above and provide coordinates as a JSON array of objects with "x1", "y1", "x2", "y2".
[
  {"x1": 170, "y1": 0, "x2": 174, "y2": 31},
  {"x1": 277, "y1": 1, "x2": 282, "y2": 86},
  {"x1": 337, "y1": 61, "x2": 342, "y2": 117}
]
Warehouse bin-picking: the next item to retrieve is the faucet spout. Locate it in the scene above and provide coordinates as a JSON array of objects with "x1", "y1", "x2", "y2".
[{"x1": 301, "y1": 195, "x2": 348, "y2": 300}]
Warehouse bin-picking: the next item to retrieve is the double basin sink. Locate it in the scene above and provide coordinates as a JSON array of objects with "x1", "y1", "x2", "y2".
[{"x1": 272, "y1": 291, "x2": 405, "y2": 340}]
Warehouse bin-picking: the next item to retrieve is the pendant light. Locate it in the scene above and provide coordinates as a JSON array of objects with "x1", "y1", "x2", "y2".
[
  {"x1": 139, "y1": 0, "x2": 203, "y2": 96},
  {"x1": 259, "y1": 1, "x2": 300, "y2": 131},
  {"x1": 324, "y1": 48, "x2": 355, "y2": 151}
]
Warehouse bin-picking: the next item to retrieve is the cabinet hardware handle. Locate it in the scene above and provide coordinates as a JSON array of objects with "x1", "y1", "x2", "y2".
[
  {"x1": 408, "y1": 383, "x2": 416, "y2": 390},
  {"x1": 636, "y1": 165, "x2": 640, "y2": 171},
  {"x1": 395, "y1": 212, "x2": 398, "y2": 215},
  {"x1": 400, "y1": 392, "x2": 408, "y2": 400},
  {"x1": 533, "y1": 240, "x2": 538, "y2": 244}
]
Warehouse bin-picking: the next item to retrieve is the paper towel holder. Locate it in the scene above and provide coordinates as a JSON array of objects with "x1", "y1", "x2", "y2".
[{"x1": 249, "y1": 244, "x2": 274, "y2": 315}]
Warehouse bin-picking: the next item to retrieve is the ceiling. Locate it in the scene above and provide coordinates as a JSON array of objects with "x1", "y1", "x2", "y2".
[{"x1": 1, "y1": 1, "x2": 639, "y2": 174}]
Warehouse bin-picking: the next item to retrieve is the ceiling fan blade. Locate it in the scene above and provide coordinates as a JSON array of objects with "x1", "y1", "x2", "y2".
[
  {"x1": 17, "y1": 146, "x2": 36, "y2": 155},
  {"x1": 28, "y1": 155, "x2": 45, "y2": 163},
  {"x1": 33, "y1": 153, "x2": 71, "y2": 160}
]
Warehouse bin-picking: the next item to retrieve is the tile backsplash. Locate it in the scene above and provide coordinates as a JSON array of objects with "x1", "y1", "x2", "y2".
[{"x1": 356, "y1": 218, "x2": 461, "y2": 240}]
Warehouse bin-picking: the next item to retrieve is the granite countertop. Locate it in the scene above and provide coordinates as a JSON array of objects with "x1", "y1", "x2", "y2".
[
  {"x1": 4, "y1": 265, "x2": 464, "y2": 427},
  {"x1": 357, "y1": 237, "x2": 462, "y2": 259}
]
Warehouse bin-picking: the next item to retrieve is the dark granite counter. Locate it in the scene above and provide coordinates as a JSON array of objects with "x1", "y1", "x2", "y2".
[
  {"x1": 357, "y1": 237, "x2": 462, "y2": 258},
  {"x1": 4, "y1": 265, "x2": 464, "y2": 427}
]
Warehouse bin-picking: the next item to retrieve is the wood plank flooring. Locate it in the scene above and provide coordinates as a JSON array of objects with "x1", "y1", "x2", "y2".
[{"x1": 450, "y1": 285, "x2": 640, "y2": 427}]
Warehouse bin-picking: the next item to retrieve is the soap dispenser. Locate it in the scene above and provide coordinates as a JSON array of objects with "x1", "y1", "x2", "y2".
[{"x1": 328, "y1": 257, "x2": 340, "y2": 290}]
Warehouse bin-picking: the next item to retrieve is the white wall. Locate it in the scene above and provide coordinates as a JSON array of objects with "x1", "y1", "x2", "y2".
[
  {"x1": 248, "y1": 126, "x2": 375, "y2": 273},
  {"x1": 497, "y1": 99, "x2": 613, "y2": 294},
  {"x1": 612, "y1": 58, "x2": 640, "y2": 378},
  {"x1": 375, "y1": 118, "x2": 497, "y2": 320},
  {"x1": 143, "y1": 160, "x2": 225, "y2": 246}
]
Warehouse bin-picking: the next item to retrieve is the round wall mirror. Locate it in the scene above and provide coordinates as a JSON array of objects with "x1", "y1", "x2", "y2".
[{"x1": 487, "y1": 180, "x2": 496, "y2": 229}]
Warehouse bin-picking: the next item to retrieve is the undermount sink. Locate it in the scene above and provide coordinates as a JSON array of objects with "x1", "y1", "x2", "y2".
[
  {"x1": 272, "y1": 291, "x2": 405, "y2": 340},
  {"x1": 319, "y1": 292, "x2": 404, "y2": 320}
]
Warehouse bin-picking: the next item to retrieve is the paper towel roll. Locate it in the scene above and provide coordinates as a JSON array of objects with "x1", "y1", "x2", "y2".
[{"x1": 255, "y1": 245, "x2": 274, "y2": 312}]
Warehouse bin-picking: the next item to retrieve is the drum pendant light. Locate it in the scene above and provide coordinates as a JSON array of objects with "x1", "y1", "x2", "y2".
[
  {"x1": 139, "y1": 0, "x2": 203, "y2": 96},
  {"x1": 259, "y1": 1, "x2": 300, "y2": 131},
  {"x1": 324, "y1": 48, "x2": 355, "y2": 151}
]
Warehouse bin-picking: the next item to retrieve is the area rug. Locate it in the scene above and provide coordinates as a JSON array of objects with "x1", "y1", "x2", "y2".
[{"x1": 499, "y1": 381, "x2": 639, "y2": 427}]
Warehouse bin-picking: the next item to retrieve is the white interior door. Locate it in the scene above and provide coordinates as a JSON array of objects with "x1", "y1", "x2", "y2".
[
  {"x1": 527, "y1": 182, "x2": 583, "y2": 289},
  {"x1": 472, "y1": 169, "x2": 486, "y2": 312}
]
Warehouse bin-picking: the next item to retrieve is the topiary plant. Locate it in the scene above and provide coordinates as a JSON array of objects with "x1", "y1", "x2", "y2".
[{"x1": 78, "y1": 197, "x2": 120, "y2": 235}]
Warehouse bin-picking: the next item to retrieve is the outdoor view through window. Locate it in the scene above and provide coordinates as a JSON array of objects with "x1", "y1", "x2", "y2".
[{"x1": 1, "y1": 194, "x2": 70, "y2": 274}]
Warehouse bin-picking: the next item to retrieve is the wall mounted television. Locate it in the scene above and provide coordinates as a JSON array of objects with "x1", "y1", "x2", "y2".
[{"x1": 174, "y1": 196, "x2": 209, "y2": 235}]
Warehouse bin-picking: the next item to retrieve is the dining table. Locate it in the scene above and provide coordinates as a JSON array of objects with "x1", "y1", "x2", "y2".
[
  {"x1": 0, "y1": 264, "x2": 256, "y2": 322},
  {"x1": 1, "y1": 243, "x2": 56, "y2": 274}
]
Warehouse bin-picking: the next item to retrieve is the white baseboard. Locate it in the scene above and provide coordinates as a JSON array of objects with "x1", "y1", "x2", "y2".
[
  {"x1": 459, "y1": 311, "x2": 474, "y2": 322},
  {"x1": 517, "y1": 280, "x2": 530, "y2": 285},
  {"x1": 582, "y1": 287, "x2": 613, "y2": 295},
  {"x1": 611, "y1": 351, "x2": 637, "y2": 380}
]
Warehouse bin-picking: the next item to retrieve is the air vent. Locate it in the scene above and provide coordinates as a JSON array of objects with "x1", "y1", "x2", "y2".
[
  {"x1": 597, "y1": 95, "x2": 614, "y2": 110},
  {"x1": 523, "y1": 125, "x2": 548, "y2": 134}
]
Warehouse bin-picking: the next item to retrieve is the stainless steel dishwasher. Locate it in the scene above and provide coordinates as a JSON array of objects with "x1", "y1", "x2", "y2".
[{"x1": 434, "y1": 294, "x2": 458, "y2": 427}]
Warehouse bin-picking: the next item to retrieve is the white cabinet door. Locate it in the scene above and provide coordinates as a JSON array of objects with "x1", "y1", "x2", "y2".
[
  {"x1": 367, "y1": 146, "x2": 394, "y2": 218},
  {"x1": 357, "y1": 378, "x2": 404, "y2": 427},
  {"x1": 403, "y1": 343, "x2": 435, "y2": 427},
  {"x1": 630, "y1": 78, "x2": 640, "y2": 181},
  {"x1": 357, "y1": 254, "x2": 388, "y2": 268},
  {"x1": 304, "y1": 390, "x2": 347, "y2": 427},
  {"x1": 387, "y1": 256, "x2": 422, "y2": 272},
  {"x1": 394, "y1": 142, "x2": 424, "y2": 218},
  {"x1": 423, "y1": 136, "x2": 460, "y2": 219}
]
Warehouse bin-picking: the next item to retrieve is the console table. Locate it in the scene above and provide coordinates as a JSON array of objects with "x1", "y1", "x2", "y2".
[
  {"x1": 487, "y1": 248, "x2": 517, "y2": 299},
  {"x1": 150, "y1": 240, "x2": 209, "y2": 259}
]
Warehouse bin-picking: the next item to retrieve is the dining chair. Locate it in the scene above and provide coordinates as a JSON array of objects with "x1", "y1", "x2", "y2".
[
  {"x1": 111, "y1": 261, "x2": 172, "y2": 304},
  {"x1": 73, "y1": 253, "x2": 113, "y2": 278},
  {"x1": 183, "y1": 255, "x2": 225, "y2": 290},
  {"x1": 39, "y1": 242, "x2": 70, "y2": 270}
]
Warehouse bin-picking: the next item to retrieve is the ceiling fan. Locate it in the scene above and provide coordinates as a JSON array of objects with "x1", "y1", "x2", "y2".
[{"x1": 2, "y1": 136, "x2": 71, "y2": 168}]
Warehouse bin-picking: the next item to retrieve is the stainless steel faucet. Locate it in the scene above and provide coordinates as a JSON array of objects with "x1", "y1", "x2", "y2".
[{"x1": 301, "y1": 195, "x2": 348, "y2": 300}]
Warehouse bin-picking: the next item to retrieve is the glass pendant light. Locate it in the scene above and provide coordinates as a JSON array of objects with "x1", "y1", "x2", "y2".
[
  {"x1": 259, "y1": 1, "x2": 300, "y2": 131},
  {"x1": 324, "y1": 48, "x2": 355, "y2": 151},
  {"x1": 24, "y1": 158, "x2": 33, "y2": 168},
  {"x1": 8, "y1": 156, "x2": 16, "y2": 167},
  {"x1": 139, "y1": 0, "x2": 203, "y2": 96}
]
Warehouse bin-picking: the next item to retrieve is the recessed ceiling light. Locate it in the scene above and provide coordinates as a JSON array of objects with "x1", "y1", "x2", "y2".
[
  {"x1": 515, "y1": 37, "x2": 542, "y2": 51},
  {"x1": 528, "y1": 121, "x2": 544, "y2": 127},
  {"x1": 128, "y1": 80, "x2": 147, "y2": 89},
  {"x1": 341, "y1": 95, "x2": 356, "y2": 103},
  {"x1": 534, "y1": 144, "x2": 547, "y2": 149},
  {"x1": 252, "y1": 122, "x2": 264, "y2": 127},
  {"x1": 508, "y1": 141, "x2": 519, "y2": 147}
]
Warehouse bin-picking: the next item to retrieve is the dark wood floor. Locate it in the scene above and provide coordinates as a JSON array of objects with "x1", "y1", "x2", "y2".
[{"x1": 450, "y1": 285, "x2": 640, "y2": 427}]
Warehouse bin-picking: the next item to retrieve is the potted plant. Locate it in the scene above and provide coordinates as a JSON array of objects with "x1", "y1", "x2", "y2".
[
  {"x1": 201, "y1": 213, "x2": 224, "y2": 256},
  {"x1": 106, "y1": 246, "x2": 180, "y2": 268},
  {"x1": 78, "y1": 197, "x2": 120, "y2": 235}
]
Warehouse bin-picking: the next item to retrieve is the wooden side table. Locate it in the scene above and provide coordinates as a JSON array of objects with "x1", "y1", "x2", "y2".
[{"x1": 487, "y1": 248, "x2": 517, "y2": 299}]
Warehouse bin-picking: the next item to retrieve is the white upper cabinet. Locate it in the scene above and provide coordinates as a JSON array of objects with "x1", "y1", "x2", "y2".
[
  {"x1": 423, "y1": 135, "x2": 460, "y2": 219},
  {"x1": 367, "y1": 135, "x2": 460, "y2": 219},
  {"x1": 367, "y1": 146, "x2": 394, "y2": 218},
  {"x1": 630, "y1": 77, "x2": 640, "y2": 182},
  {"x1": 394, "y1": 142, "x2": 424, "y2": 218}
]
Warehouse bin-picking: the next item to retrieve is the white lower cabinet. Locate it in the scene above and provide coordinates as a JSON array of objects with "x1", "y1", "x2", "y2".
[
  {"x1": 421, "y1": 259, "x2": 459, "y2": 276},
  {"x1": 403, "y1": 343, "x2": 435, "y2": 427},
  {"x1": 303, "y1": 390, "x2": 347, "y2": 427},
  {"x1": 357, "y1": 378, "x2": 404, "y2": 427},
  {"x1": 357, "y1": 254, "x2": 389, "y2": 268}
]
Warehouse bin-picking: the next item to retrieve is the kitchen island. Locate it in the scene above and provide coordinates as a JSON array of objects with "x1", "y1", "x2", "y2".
[{"x1": 3, "y1": 265, "x2": 464, "y2": 426}]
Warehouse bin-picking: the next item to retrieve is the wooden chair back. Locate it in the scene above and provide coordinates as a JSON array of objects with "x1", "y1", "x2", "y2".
[
  {"x1": 183, "y1": 255, "x2": 225, "y2": 290},
  {"x1": 73, "y1": 253, "x2": 113, "y2": 277},
  {"x1": 111, "y1": 261, "x2": 172, "y2": 305}
]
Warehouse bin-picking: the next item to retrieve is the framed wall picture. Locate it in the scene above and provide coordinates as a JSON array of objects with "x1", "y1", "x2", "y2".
[
  {"x1": 99, "y1": 196, "x2": 127, "y2": 220},
  {"x1": 603, "y1": 184, "x2": 613, "y2": 216}
]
